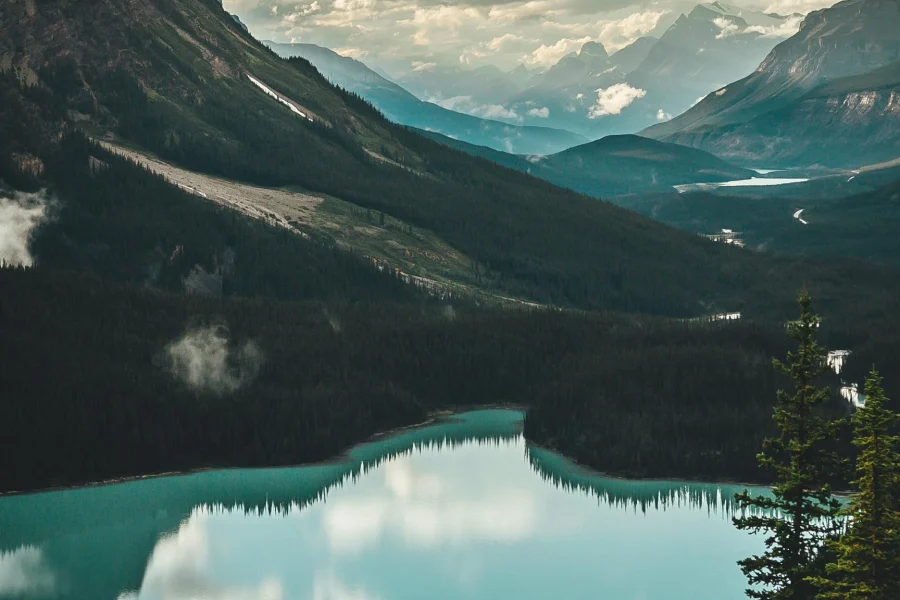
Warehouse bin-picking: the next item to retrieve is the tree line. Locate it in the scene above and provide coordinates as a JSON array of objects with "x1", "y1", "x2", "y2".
[{"x1": 733, "y1": 292, "x2": 899, "y2": 599}]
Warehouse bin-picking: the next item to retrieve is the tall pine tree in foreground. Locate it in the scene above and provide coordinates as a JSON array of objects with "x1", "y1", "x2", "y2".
[
  {"x1": 734, "y1": 291, "x2": 843, "y2": 599},
  {"x1": 811, "y1": 370, "x2": 900, "y2": 599}
]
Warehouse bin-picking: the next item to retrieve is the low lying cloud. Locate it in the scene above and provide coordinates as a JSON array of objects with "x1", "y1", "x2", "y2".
[
  {"x1": 588, "y1": 83, "x2": 646, "y2": 117},
  {"x1": 714, "y1": 15, "x2": 804, "y2": 40},
  {"x1": 526, "y1": 107, "x2": 550, "y2": 118},
  {"x1": 0, "y1": 546, "x2": 56, "y2": 597},
  {"x1": 411, "y1": 61, "x2": 437, "y2": 72},
  {"x1": 166, "y1": 325, "x2": 263, "y2": 394},
  {"x1": 0, "y1": 189, "x2": 53, "y2": 268},
  {"x1": 656, "y1": 108, "x2": 672, "y2": 121},
  {"x1": 437, "y1": 96, "x2": 520, "y2": 121}
]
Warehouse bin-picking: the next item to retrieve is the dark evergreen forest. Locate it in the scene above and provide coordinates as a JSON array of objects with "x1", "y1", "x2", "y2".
[{"x1": 0, "y1": 266, "x2": 864, "y2": 494}]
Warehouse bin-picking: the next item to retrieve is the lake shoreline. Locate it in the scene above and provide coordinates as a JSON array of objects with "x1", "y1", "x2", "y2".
[{"x1": 2, "y1": 404, "x2": 852, "y2": 499}]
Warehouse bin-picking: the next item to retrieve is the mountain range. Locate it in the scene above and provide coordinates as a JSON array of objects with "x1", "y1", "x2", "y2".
[
  {"x1": 265, "y1": 42, "x2": 587, "y2": 155},
  {"x1": 3, "y1": 0, "x2": 889, "y2": 324},
  {"x1": 644, "y1": 0, "x2": 900, "y2": 168},
  {"x1": 389, "y1": 2, "x2": 800, "y2": 139}
]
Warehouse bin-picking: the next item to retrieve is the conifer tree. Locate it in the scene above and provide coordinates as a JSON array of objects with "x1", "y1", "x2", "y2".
[
  {"x1": 734, "y1": 291, "x2": 844, "y2": 599},
  {"x1": 811, "y1": 370, "x2": 900, "y2": 599}
]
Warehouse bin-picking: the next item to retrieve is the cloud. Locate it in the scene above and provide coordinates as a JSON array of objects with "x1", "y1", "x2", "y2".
[
  {"x1": 322, "y1": 451, "x2": 539, "y2": 555},
  {"x1": 118, "y1": 510, "x2": 284, "y2": 600},
  {"x1": 486, "y1": 33, "x2": 524, "y2": 51},
  {"x1": 588, "y1": 83, "x2": 646, "y2": 117},
  {"x1": 0, "y1": 189, "x2": 53, "y2": 268},
  {"x1": 0, "y1": 547, "x2": 56, "y2": 597},
  {"x1": 165, "y1": 325, "x2": 263, "y2": 394},
  {"x1": 313, "y1": 573, "x2": 380, "y2": 600},
  {"x1": 656, "y1": 108, "x2": 671, "y2": 121},
  {"x1": 596, "y1": 10, "x2": 667, "y2": 51},
  {"x1": 411, "y1": 61, "x2": 437, "y2": 72},
  {"x1": 527, "y1": 107, "x2": 550, "y2": 118},
  {"x1": 334, "y1": 47, "x2": 367, "y2": 58},
  {"x1": 436, "y1": 96, "x2": 520, "y2": 121},
  {"x1": 714, "y1": 14, "x2": 804, "y2": 39},
  {"x1": 524, "y1": 36, "x2": 592, "y2": 66}
]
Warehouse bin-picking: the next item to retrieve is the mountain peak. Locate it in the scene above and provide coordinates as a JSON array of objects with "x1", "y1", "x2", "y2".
[{"x1": 579, "y1": 41, "x2": 609, "y2": 60}]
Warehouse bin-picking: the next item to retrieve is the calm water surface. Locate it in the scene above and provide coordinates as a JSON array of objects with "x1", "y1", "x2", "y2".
[{"x1": 0, "y1": 410, "x2": 771, "y2": 600}]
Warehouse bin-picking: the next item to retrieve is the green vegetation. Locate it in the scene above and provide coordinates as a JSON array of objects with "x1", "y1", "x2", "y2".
[
  {"x1": 731, "y1": 296, "x2": 900, "y2": 599},
  {"x1": 812, "y1": 371, "x2": 900, "y2": 599},
  {"x1": 0, "y1": 266, "x2": 841, "y2": 493},
  {"x1": 733, "y1": 293, "x2": 845, "y2": 599},
  {"x1": 618, "y1": 183, "x2": 900, "y2": 269}
]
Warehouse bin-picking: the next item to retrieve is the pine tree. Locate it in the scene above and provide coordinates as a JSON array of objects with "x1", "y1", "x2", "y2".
[
  {"x1": 811, "y1": 370, "x2": 900, "y2": 599},
  {"x1": 734, "y1": 291, "x2": 844, "y2": 599}
]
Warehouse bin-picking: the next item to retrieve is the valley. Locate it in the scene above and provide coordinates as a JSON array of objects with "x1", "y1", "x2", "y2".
[{"x1": 1, "y1": 0, "x2": 900, "y2": 598}]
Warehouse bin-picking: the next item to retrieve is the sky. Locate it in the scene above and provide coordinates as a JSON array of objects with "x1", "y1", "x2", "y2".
[{"x1": 223, "y1": 0, "x2": 840, "y2": 76}]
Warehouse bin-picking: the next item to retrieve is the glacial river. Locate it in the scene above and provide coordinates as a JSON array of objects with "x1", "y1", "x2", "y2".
[{"x1": 0, "y1": 410, "x2": 772, "y2": 600}]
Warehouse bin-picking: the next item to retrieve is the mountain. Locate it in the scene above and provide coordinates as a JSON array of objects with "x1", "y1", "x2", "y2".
[
  {"x1": 263, "y1": 42, "x2": 585, "y2": 155},
  {"x1": 609, "y1": 37, "x2": 657, "y2": 73},
  {"x1": 623, "y1": 3, "x2": 799, "y2": 130},
  {"x1": 4, "y1": 0, "x2": 898, "y2": 325},
  {"x1": 644, "y1": 0, "x2": 900, "y2": 167},
  {"x1": 416, "y1": 131, "x2": 755, "y2": 197},
  {"x1": 450, "y1": 3, "x2": 797, "y2": 139}
]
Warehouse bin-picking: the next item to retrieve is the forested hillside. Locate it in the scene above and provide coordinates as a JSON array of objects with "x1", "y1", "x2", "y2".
[
  {"x1": 5, "y1": 267, "x2": 895, "y2": 493},
  {"x1": 3, "y1": 0, "x2": 900, "y2": 321}
]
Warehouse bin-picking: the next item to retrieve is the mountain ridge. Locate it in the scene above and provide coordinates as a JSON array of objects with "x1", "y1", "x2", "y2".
[{"x1": 264, "y1": 41, "x2": 587, "y2": 155}]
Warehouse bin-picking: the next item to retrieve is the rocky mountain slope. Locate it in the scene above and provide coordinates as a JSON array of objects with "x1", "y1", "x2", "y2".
[{"x1": 644, "y1": 0, "x2": 900, "y2": 167}]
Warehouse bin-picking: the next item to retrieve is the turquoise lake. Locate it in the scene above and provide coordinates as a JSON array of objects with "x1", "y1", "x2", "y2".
[{"x1": 0, "y1": 410, "x2": 772, "y2": 600}]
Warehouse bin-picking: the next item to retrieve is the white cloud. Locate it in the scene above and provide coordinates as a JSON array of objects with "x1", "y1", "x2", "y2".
[
  {"x1": 588, "y1": 83, "x2": 646, "y2": 117},
  {"x1": 313, "y1": 573, "x2": 380, "y2": 600},
  {"x1": 411, "y1": 61, "x2": 437, "y2": 72},
  {"x1": 524, "y1": 36, "x2": 592, "y2": 67},
  {"x1": 486, "y1": 33, "x2": 525, "y2": 52},
  {"x1": 0, "y1": 547, "x2": 56, "y2": 597},
  {"x1": 165, "y1": 325, "x2": 263, "y2": 395},
  {"x1": 0, "y1": 190, "x2": 53, "y2": 268},
  {"x1": 714, "y1": 14, "x2": 804, "y2": 39},
  {"x1": 120, "y1": 509, "x2": 284, "y2": 600},
  {"x1": 656, "y1": 108, "x2": 671, "y2": 121},
  {"x1": 335, "y1": 47, "x2": 367, "y2": 58},
  {"x1": 715, "y1": 87, "x2": 728, "y2": 96},
  {"x1": 322, "y1": 453, "x2": 539, "y2": 554},
  {"x1": 437, "y1": 96, "x2": 520, "y2": 121},
  {"x1": 527, "y1": 107, "x2": 550, "y2": 118},
  {"x1": 596, "y1": 10, "x2": 667, "y2": 52}
]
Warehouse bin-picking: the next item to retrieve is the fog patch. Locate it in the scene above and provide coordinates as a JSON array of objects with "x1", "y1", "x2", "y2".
[
  {"x1": 323, "y1": 309, "x2": 342, "y2": 333},
  {"x1": 0, "y1": 546, "x2": 56, "y2": 597},
  {"x1": 442, "y1": 304, "x2": 456, "y2": 321},
  {"x1": 166, "y1": 325, "x2": 263, "y2": 394},
  {"x1": 0, "y1": 189, "x2": 54, "y2": 267}
]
